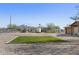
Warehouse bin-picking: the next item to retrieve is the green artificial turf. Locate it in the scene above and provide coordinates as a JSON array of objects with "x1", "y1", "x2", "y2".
[{"x1": 10, "y1": 36, "x2": 66, "y2": 43}]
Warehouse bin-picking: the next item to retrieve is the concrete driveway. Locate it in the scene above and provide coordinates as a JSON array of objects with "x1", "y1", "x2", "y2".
[{"x1": 0, "y1": 33, "x2": 79, "y2": 55}]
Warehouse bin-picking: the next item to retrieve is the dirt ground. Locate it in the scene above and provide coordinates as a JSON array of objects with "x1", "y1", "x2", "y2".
[{"x1": 0, "y1": 33, "x2": 79, "y2": 55}]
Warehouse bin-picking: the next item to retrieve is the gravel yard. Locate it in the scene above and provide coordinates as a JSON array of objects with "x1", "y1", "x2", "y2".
[{"x1": 0, "y1": 33, "x2": 79, "y2": 55}]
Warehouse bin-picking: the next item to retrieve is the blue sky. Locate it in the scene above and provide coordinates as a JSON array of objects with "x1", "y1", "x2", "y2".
[{"x1": 0, "y1": 3, "x2": 79, "y2": 29}]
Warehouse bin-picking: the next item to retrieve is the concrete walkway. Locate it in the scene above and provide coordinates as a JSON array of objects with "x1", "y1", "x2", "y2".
[{"x1": 0, "y1": 33, "x2": 79, "y2": 55}]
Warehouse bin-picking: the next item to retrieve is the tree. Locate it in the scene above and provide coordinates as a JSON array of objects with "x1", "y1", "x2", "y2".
[
  {"x1": 70, "y1": 16, "x2": 79, "y2": 21},
  {"x1": 19, "y1": 25, "x2": 27, "y2": 33},
  {"x1": 46, "y1": 23, "x2": 60, "y2": 33},
  {"x1": 70, "y1": 6, "x2": 79, "y2": 21},
  {"x1": 55, "y1": 26, "x2": 60, "y2": 29},
  {"x1": 7, "y1": 24, "x2": 18, "y2": 29}
]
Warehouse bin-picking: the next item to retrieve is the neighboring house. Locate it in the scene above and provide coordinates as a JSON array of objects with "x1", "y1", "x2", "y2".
[
  {"x1": 0, "y1": 28, "x2": 18, "y2": 33},
  {"x1": 27, "y1": 24, "x2": 41, "y2": 33},
  {"x1": 19, "y1": 25, "x2": 42, "y2": 33},
  {"x1": 65, "y1": 21, "x2": 79, "y2": 35}
]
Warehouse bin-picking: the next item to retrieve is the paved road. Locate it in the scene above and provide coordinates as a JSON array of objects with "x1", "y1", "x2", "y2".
[{"x1": 0, "y1": 33, "x2": 79, "y2": 55}]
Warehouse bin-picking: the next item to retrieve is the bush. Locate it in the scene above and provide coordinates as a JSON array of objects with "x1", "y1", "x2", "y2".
[{"x1": 20, "y1": 29, "x2": 26, "y2": 33}]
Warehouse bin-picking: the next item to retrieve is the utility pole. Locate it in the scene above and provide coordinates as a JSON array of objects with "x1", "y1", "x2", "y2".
[{"x1": 10, "y1": 16, "x2": 12, "y2": 29}]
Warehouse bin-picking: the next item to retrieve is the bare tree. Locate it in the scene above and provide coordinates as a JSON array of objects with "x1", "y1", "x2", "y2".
[{"x1": 70, "y1": 6, "x2": 79, "y2": 21}]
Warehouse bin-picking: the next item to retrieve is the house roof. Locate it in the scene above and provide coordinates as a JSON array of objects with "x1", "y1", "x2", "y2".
[
  {"x1": 70, "y1": 21, "x2": 79, "y2": 26},
  {"x1": 64, "y1": 24, "x2": 71, "y2": 28}
]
